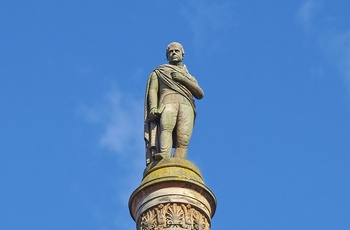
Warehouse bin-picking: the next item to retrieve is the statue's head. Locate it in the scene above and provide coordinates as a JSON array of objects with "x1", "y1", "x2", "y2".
[{"x1": 166, "y1": 42, "x2": 185, "y2": 63}]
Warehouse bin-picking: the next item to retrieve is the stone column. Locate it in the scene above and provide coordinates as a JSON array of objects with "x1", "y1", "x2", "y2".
[{"x1": 129, "y1": 158, "x2": 216, "y2": 230}]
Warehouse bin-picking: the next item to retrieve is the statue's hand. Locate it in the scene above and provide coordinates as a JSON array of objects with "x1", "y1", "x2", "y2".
[
  {"x1": 171, "y1": 72, "x2": 185, "y2": 82},
  {"x1": 148, "y1": 108, "x2": 160, "y2": 121},
  {"x1": 148, "y1": 105, "x2": 164, "y2": 121}
]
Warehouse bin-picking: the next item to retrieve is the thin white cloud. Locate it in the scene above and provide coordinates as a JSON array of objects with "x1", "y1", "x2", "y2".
[
  {"x1": 97, "y1": 89, "x2": 145, "y2": 230},
  {"x1": 181, "y1": 0, "x2": 235, "y2": 51},
  {"x1": 296, "y1": 1, "x2": 350, "y2": 88},
  {"x1": 98, "y1": 90, "x2": 143, "y2": 155},
  {"x1": 320, "y1": 31, "x2": 350, "y2": 84},
  {"x1": 83, "y1": 87, "x2": 145, "y2": 191},
  {"x1": 296, "y1": 0, "x2": 320, "y2": 31},
  {"x1": 81, "y1": 88, "x2": 144, "y2": 158},
  {"x1": 79, "y1": 87, "x2": 145, "y2": 229}
]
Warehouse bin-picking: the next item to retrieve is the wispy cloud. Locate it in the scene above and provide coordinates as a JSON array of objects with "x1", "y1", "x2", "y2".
[
  {"x1": 98, "y1": 91, "x2": 142, "y2": 155},
  {"x1": 296, "y1": 0, "x2": 350, "y2": 88},
  {"x1": 296, "y1": 0, "x2": 321, "y2": 31},
  {"x1": 81, "y1": 88, "x2": 144, "y2": 157},
  {"x1": 320, "y1": 32, "x2": 350, "y2": 84},
  {"x1": 79, "y1": 85, "x2": 145, "y2": 178},
  {"x1": 79, "y1": 87, "x2": 144, "y2": 229},
  {"x1": 181, "y1": 0, "x2": 235, "y2": 52}
]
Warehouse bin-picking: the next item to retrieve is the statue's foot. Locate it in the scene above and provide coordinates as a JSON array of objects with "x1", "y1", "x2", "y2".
[{"x1": 154, "y1": 153, "x2": 169, "y2": 160}]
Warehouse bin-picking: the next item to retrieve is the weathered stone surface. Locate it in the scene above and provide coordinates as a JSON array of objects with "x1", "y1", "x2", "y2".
[
  {"x1": 129, "y1": 158, "x2": 216, "y2": 230},
  {"x1": 138, "y1": 203, "x2": 210, "y2": 230},
  {"x1": 144, "y1": 42, "x2": 204, "y2": 165},
  {"x1": 131, "y1": 43, "x2": 215, "y2": 229}
]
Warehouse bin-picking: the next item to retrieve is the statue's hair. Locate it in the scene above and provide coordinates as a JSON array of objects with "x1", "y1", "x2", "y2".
[{"x1": 166, "y1": 42, "x2": 185, "y2": 60}]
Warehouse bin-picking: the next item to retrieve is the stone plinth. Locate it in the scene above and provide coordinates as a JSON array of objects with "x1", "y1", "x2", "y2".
[{"x1": 129, "y1": 158, "x2": 216, "y2": 230}]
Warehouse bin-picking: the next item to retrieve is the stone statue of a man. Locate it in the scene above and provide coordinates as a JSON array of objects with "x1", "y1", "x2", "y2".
[{"x1": 144, "y1": 42, "x2": 204, "y2": 165}]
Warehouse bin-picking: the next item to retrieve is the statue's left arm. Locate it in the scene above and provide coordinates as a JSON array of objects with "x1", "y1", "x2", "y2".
[{"x1": 172, "y1": 73, "x2": 204, "y2": 100}]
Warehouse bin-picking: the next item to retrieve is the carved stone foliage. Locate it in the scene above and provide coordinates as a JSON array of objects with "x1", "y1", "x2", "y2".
[{"x1": 138, "y1": 203, "x2": 210, "y2": 230}]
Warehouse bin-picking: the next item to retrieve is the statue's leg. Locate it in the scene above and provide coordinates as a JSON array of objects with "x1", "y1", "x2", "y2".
[
  {"x1": 173, "y1": 104, "x2": 194, "y2": 159},
  {"x1": 158, "y1": 104, "x2": 176, "y2": 158}
]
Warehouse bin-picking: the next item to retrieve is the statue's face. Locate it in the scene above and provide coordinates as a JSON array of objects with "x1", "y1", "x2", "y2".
[{"x1": 167, "y1": 45, "x2": 183, "y2": 64}]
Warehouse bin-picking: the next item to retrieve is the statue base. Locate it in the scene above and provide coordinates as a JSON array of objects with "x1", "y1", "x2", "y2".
[{"x1": 129, "y1": 158, "x2": 216, "y2": 230}]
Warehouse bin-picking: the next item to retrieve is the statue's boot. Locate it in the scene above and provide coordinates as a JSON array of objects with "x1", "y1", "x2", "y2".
[{"x1": 154, "y1": 152, "x2": 171, "y2": 160}]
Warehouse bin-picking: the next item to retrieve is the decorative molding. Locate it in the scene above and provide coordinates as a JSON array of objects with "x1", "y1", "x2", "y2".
[{"x1": 137, "y1": 203, "x2": 210, "y2": 230}]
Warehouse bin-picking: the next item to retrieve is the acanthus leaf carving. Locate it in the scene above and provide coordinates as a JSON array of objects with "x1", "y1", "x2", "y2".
[{"x1": 138, "y1": 203, "x2": 210, "y2": 230}]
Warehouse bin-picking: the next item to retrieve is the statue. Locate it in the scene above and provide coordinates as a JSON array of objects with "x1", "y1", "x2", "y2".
[{"x1": 144, "y1": 42, "x2": 204, "y2": 165}]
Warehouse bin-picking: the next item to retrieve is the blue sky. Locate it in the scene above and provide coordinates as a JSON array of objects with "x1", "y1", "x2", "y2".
[{"x1": 1, "y1": 0, "x2": 349, "y2": 229}]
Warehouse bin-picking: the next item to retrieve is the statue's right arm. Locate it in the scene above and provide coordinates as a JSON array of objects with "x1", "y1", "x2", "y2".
[{"x1": 148, "y1": 72, "x2": 159, "y2": 119}]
